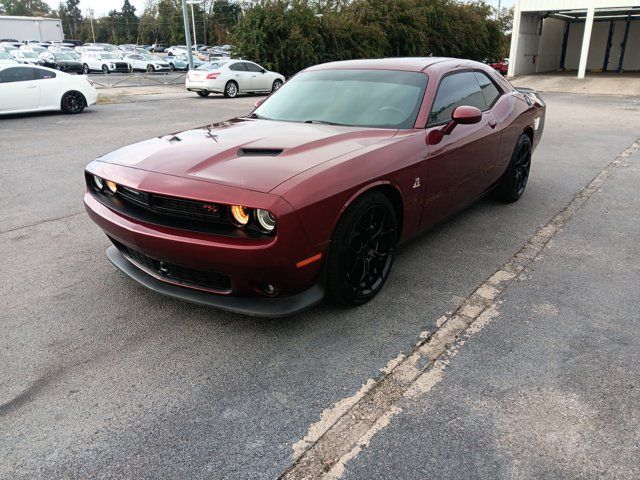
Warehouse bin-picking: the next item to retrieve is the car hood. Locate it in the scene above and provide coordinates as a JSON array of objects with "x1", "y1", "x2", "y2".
[{"x1": 97, "y1": 118, "x2": 398, "y2": 193}]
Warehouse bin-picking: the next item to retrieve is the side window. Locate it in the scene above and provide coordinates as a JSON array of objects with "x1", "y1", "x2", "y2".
[
  {"x1": 429, "y1": 72, "x2": 486, "y2": 126},
  {"x1": 0, "y1": 67, "x2": 35, "y2": 83},
  {"x1": 229, "y1": 62, "x2": 246, "y2": 72},
  {"x1": 34, "y1": 68, "x2": 56, "y2": 80},
  {"x1": 244, "y1": 62, "x2": 262, "y2": 73},
  {"x1": 474, "y1": 72, "x2": 501, "y2": 107}
]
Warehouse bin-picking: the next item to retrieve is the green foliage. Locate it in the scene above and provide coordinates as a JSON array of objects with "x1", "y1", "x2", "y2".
[{"x1": 0, "y1": 0, "x2": 51, "y2": 16}]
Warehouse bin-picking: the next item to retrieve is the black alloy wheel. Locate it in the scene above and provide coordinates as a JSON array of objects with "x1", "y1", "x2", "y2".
[
  {"x1": 326, "y1": 192, "x2": 397, "y2": 306},
  {"x1": 272, "y1": 79, "x2": 283, "y2": 92},
  {"x1": 61, "y1": 91, "x2": 86, "y2": 114},
  {"x1": 496, "y1": 133, "x2": 532, "y2": 203}
]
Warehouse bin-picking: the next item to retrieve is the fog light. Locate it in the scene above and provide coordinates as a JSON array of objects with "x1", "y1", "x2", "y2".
[
  {"x1": 261, "y1": 283, "x2": 277, "y2": 297},
  {"x1": 106, "y1": 180, "x2": 117, "y2": 194},
  {"x1": 93, "y1": 175, "x2": 104, "y2": 190}
]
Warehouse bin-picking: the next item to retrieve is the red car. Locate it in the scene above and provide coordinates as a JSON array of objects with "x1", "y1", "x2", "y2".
[
  {"x1": 85, "y1": 58, "x2": 545, "y2": 317},
  {"x1": 489, "y1": 58, "x2": 509, "y2": 75}
]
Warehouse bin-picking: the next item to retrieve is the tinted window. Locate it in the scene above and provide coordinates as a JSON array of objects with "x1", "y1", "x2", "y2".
[
  {"x1": 474, "y1": 71, "x2": 501, "y2": 107},
  {"x1": 0, "y1": 67, "x2": 35, "y2": 83},
  {"x1": 429, "y1": 72, "x2": 486, "y2": 126},
  {"x1": 244, "y1": 62, "x2": 263, "y2": 73},
  {"x1": 229, "y1": 62, "x2": 246, "y2": 72},
  {"x1": 34, "y1": 68, "x2": 56, "y2": 79}
]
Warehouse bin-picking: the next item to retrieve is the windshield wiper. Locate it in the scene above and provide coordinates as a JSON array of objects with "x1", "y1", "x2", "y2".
[{"x1": 304, "y1": 119, "x2": 350, "y2": 126}]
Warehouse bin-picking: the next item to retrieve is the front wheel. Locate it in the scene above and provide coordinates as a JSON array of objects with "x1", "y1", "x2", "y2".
[
  {"x1": 61, "y1": 91, "x2": 86, "y2": 114},
  {"x1": 169, "y1": 63, "x2": 176, "y2": 71},
  {"x1": 495, "y1": 133, "x2": 532, "y2": 202},
  {"x1": 223, "y1": 81, "x2": 238, "y2": 98},
  {"x1": 326, "y1": 192, "x2": 398, "y2": 306},
  {"x1": 147, "y1": 64, "x2": 155, "y2": 73},
  {"x1": 101, "y1": 65, "x2": 110, "y2": 74},
  {"x1": 272, "y1": 79, "x2": 283, "y2": 92},
  {"x1": 82, "y1": 64, "x2": 90, "y2": 74}
]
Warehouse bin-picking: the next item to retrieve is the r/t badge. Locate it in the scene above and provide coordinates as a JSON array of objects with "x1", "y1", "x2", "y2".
[{"x1": 413, "y1": 177, "x2": 421, "y2": 189}]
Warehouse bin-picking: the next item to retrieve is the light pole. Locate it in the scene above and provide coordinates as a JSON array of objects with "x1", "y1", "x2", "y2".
[
  {"x1": 87, "y1": 9, "x2": 96, "y2": 43},
  {"x1": 181, "y1": 0, "x2": 194, "y2": 70},
  {"x1": 186, "y1": 0, "x2": 203, "y2": 46}
]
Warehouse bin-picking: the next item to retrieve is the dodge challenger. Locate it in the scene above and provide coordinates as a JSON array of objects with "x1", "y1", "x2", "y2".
[{"x1": 84, "y1": 57, "x2": 546, "y2": 317}]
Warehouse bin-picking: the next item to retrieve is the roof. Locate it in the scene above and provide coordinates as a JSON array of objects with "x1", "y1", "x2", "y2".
[{"x1": 306, "y1": 57, "x2": 457, "y2": 73}]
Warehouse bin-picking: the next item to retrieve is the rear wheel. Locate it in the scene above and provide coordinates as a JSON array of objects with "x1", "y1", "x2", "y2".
[
  {"x1": 101, "y1": 65, "x2": 110, "y2": 74},
  {"x1": 223, "y1": 81, "x2": 238, "y2": 98},
  {"x1": 326, "y1": 192, "x2": 398, "y2": 306},
  {"x1": 495, "y1": 133, "x2": 532, "y2": 202},
  {"x1": 82, "y1": 64, "x2": 90, "y2": 74},
  {"x1": 61, "y1": 91, "x2": 86, "y2": 114},
  {"x1": 196, "y1": 91, "x2": 210, "y2": 97}
]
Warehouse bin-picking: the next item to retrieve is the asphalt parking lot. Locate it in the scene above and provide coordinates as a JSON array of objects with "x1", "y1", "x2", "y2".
[{"x1": 1, "y1": 92, "x2": 639, "y2": 479}]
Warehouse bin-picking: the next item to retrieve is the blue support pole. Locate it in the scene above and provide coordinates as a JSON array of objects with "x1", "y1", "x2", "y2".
[
  {"x1": 602, "y1": 20, "x2": 615, "y2": 71},
  {"x1": 560, "y1": 21, "x2": 571, "y2": 70},
  {"x1": 617, "y1": 14, "x2": 631, "y2": 74}
]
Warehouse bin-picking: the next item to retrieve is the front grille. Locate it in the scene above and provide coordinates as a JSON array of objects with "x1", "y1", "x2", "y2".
[
  {"x1": 112, "y1": 238, "x2": 232, "y2": 293},
  {"x1": 115, "y1": 62, "x2": 129, "y2": 69}
]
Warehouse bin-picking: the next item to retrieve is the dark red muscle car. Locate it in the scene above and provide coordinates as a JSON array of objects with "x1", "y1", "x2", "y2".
[{"x1": 84, "y1": 57, "x2": 545, "y2": 317}]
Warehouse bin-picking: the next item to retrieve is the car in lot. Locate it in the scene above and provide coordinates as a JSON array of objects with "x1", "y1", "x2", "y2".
[
  {"x1": 84, "y1": 57, "x2": 545, "y2": 317},
  {"x1": 81, "y1": 51, "x2": 130, "y2": 74},
  {"x1": 9, "y1": 50, "x2": 39, "y2": 64},
  {"x1": 185, "y1": 60, "x2": 284, "y2": 97},
  {"x1": 0, "y1": 51, "x2": 18, "y2": 65},
  {"x1": 124, "y1": 53, "x2": 171, "y2": 72},
  {"x1": 149, "y1": 44, "x2": 166, "y2": 53},
  {"x1": 0, "y1": 64, "x2": 97, "y2": 115},
  {"x1": 167, "y1": 54, "x2": 203, "y2": 71},
  {"x1": 488, "y1": 58, "x2": 509, "y2": 75},
  {"x1": 38, "y1": 51, "x2": 83, "y2": 73}
]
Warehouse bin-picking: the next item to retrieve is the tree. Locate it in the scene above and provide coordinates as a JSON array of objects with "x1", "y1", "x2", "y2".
[
  {"x1": 58, "y1": 0, "x2": 82, "y2": 39},
  {"x1": 0, "y1": 0, "x2": 52, "y2": 16}
]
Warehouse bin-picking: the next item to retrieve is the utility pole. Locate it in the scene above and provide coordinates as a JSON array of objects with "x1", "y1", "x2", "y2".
[
  {"x1": 88, "y1": 9, "x2": 96, "y2": 43},
  {"x1": 181, "y1": 0, "x2": 194, "y2": 70}
]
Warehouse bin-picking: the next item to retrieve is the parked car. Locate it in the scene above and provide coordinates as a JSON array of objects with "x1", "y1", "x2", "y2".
[
  {"x1": 83, "y1": 58, "x2": 545, "y2": 316},
  {"x1": 166, "y1": 45, "x2": 194, "y2": 56},
  {"x1": 0, "y1": 42, "x2": 19, "y2": 53},
  {"x1": 20, "y1": 44, "x2": 46, "y2": 54},
  {"x1": 124, "y1": 53, "x2": 171, "y2": 72},
  {"x1": 0, "y1": 64, "x2": 97, "y2": 115},
  {"x1": 0, "y1": 51, "x2": 18, "y2": 65},
  {"x1": 10, "y1": 50, "x2": 39, "y2": 65},
  {"x1": 39, "y1": 51, "x2": 83, "y2": 74},
  {"x1": 167, "y1": 54, "x2": 203, "y2": 71},
  {"x1": 488, "y1": 58, "x2": 509, "y2": 75},
  {"x1": 186, "y1": 60, "x2": 284, "y2": 97},
  {"x1": 81, "y1": 51, "x2": 130, "y2": 74},
  {"x1": 149, "y1": 44, "x2": 166, "y2": 53}
]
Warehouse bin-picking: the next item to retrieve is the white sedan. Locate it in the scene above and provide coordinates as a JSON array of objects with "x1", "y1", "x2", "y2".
[
  {"x1": 124, "y1": 53, "x2": 171, "y2": 72},
  {"x1": 185, "y1": 60, "x2": 284, "y2": 98},
  {"x1": 0, "y1": 65, "x2": 98, "y2": 115},
  {"x1": 10, "y1": 50, "x2": 40, "y2": 65}
]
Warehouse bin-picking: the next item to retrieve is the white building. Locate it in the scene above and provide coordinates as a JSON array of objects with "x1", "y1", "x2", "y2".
[
  {"x1": 0, "y1": 16, "x2": 64, "y2": 42},
  {"x1": 508, "y1": 0, "x2": 640, "y2": 78}
]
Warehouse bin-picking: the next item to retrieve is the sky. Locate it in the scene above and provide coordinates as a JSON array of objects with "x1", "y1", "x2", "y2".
[{"x1": 43, "y1": 0, "x2": 514, "y2": 19}]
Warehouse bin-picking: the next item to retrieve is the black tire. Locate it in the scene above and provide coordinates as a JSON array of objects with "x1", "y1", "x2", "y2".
[
  {"x1": 82, "y1": 64, "x2": 90, "y2": 74},
  {"x1": 147, "y1": 64, "x2": 155, "y2": 73},
  {"x1": 272, "y1": 79, "x2": 283, "y2": 92},
  {"x1": 169, "y1": 63, "x2": 176, "y2": 71},
  {"x1": 326, "y1": 191, "x2": 398, "y2": 306},
  {"x1": 495, "y1": 133, "x2": 532, "y2": 203},
  {"x1": 196, "y1": 91, "x2": 210, "y2": 97},
  {"x1": 101, "y1": 65, "x2": 110, "y2": 74},
  {"x1": 223, "y1": 81, "x2": 238, "y2": 98},
  {"x1": 60, "y1": 91, "x2": 86, "y2": 114}
]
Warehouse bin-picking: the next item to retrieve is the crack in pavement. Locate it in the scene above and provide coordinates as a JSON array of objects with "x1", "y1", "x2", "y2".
[
  {"x1": 280, "y1": 139, "x2": 640, "y2": 480},
  {"x1": 0, "y1": 211, "x2": 85, "y2": 236}
]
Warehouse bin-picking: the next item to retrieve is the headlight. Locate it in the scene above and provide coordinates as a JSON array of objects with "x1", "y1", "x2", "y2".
[
  {"x1": 256, "y1": 209, "x2": 276, "y2": 233},
  {"x1": 93, "y1": 175, "x2": 104, "y2": 190},
  {"x1": 105, "y1": 180, "x2": 117, "y2": 194},
  {"x1": 230, "y1": 205, "x2": 250, "y2": 226}
]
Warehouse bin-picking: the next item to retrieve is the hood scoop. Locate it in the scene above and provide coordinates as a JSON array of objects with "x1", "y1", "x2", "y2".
[{"x1": 237, "y1": 148, "x2": 283, "y2": 157}]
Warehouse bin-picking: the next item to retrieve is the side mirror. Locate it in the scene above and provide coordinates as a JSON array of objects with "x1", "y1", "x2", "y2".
[
  {"x1": 260, "y1": 68, "x2": 266, "y2": 74},
  {"x1": 254, "y1": 98, "x2": 266, "y2": 108},
  {"x1": 427, "y1": 105, "x2": 482, "y2": 145}
]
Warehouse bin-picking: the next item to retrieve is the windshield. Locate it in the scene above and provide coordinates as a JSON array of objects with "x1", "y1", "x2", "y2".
[
  {"x1": 255, "y1": 69, "x2": 428, "y2": 129},
  {"x1": 101, "y1": 53, "x2": 119, "y2": 59},
  {"x1": 22, "y1": 52, "x2": 38, "y2": 58},
  {"x1": 54, "y1": 53, "x2": 72, "y2": 60},
  {"x1": 141, "y1": 55, "x2": 156, "y2": 61},
  {"x1": 197, "y1": 61, "x2": 227, "y2": 70}
]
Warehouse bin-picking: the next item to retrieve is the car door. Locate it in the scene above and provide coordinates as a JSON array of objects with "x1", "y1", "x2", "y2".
[
  {"x1": 421, "y1": 70, "x2": 502, "y2": 229},
  {"x1": 32, "y1": 67, "x2": 58, "y2": 109},
  {"x1": 246, "y1": 62, "x2": 269, "y2": 91},
  {"x1": 0, "y1": 67, "x2": 39, "y2": 111},
  {"x1": 228, "y1": 62, "x2": 251, "y2": 91}
]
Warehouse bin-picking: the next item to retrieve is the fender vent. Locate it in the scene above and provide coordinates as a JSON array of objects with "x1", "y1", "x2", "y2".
[{"x1": 237, "y1": 148, "x2": 283, "y2": 157}]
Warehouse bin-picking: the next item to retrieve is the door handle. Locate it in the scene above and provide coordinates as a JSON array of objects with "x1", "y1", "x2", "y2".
[
  {"x1": 26, "y1": 84, "x2": 37, "y2": 89},
  {"x1": 488, "y1": 119, "x2": 497, "y2": 129}
]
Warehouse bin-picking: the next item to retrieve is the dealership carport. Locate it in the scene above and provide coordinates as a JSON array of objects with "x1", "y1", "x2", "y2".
[{"x1": 509, "y1": 0, "x2": 640, "y2": 78}]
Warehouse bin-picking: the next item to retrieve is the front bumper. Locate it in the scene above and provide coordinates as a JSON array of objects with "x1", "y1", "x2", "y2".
[{"x1": 107, "y1": 246, "x2": 324, "y2": 317}]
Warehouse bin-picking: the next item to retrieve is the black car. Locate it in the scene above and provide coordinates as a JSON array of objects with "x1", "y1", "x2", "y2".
[{"x1": 39, "y1": 52, "x2": 83, "y2": 74}]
